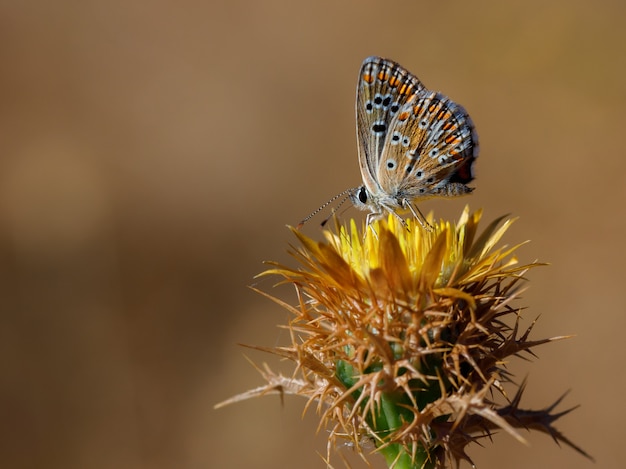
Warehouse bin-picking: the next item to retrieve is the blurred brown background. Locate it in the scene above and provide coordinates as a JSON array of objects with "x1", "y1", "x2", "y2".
[{"x1": 0, "y1": 1, "x2": 623, "y2": 468}]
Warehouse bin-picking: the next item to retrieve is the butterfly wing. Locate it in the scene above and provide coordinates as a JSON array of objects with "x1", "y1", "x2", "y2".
[
  {"x1": 375, "y1": 89, "x2": 479, "y2": 201},
  {"x1": 356, "y1": 57, "x2": 426, "y2": 199}
]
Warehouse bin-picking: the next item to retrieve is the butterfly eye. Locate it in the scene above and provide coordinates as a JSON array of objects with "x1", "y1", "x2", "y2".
[
  {"x1": 382, "y1": 94, "x2": 392, "y2": 109},
  {"x1": 419, "y1": 119, "x2": 429, "y2": 129},
  {"x1": 390, "y1": 102, "x2": 400, "y2": 114},
  {"x1": 373, "y1": 94, "x2": 384, "y2": 108},
  {"x1": 390, "y1": 131, "x2": 402, "y2": 145},
  {"x1": 365, "y1": 101, "x2": 374, "y2": 113},
  {"x1": 401, "y1": 136, "x2": 410, "y2": 147},
  {"x1": 358, "y1": 187, "x2": 368, "y2": 204},
  {"x1": 429, "y1": 148, "x2": 439, "y2": 158},
  {"x1": 386, "y1": 159, "x2": 397, "y2": 170}
]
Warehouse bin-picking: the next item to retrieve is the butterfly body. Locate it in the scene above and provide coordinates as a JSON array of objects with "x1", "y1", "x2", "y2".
[{"x1": 351, "y1": 56, "x2": 478, "y2": 226}]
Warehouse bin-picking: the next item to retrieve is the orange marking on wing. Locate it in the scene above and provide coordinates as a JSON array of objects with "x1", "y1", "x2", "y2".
[
  {"x1": 450, "y1": 148, "x2": 465, "y2": 161},
  {"x1": 442, "y1": 121, "x2": 457, "y2": 130},
  {"x1": 413, "y1": 105, "x2": 422, "y2": 115},
  {"x1": 363, "y1": 73, "x2": 374, "y2": 84},
  {"x1": 398, "y1": 111, "x2": 410, "y2": 121},
  {"x1": 445, "y1": 135, "x2": 462, "y2": 145},
  {"x1": 389, "y1": 76, "x2": 398, "y2": 87}
]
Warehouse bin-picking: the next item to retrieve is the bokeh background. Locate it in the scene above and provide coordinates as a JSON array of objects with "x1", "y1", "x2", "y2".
[{"x1": 1, "y1": 1, "x2": 623, "y2": 468}]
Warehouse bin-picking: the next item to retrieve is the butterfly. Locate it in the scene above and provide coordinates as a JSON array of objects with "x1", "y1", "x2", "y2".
[{"x1": 299, "y1": 56, "x2": 478, "y2": 229}]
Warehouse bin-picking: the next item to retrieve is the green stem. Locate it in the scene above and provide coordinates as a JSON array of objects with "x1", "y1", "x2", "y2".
[
  {"x1": 375, "y1": 393, "x2": 433, "y2": 469},
  {"x1": 379, "y1": 444, "x2": 417, "y2": 469},
  {"x1": 336, "y1": 360, "x2": 435, "y2": 469}
]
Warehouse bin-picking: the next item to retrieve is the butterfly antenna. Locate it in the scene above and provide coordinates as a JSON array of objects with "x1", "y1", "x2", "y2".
[
  {"x1": 320, "y1": 194, "x2": 352, "y2": 227},
  {"x1": 297, "y1": 188, "x2": 355, "y2": 229}
]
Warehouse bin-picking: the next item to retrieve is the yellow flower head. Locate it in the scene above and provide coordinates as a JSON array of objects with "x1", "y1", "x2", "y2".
[{"x1": 221, "y1": 208, "x2": 590, "y2": 468}]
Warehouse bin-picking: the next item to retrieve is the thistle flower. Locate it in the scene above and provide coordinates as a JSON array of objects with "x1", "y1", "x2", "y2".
[{"x1": 217, "y1": 207, "x2": 590, "y2": 468}]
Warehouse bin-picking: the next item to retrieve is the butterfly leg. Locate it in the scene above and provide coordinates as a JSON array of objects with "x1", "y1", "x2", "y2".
[
  {"x1": 366, "y1": 207, "x2": 409, "y2": 239},
  {"x1": 404, "y1": 200, "x2": 434, "y2": 232},
  {"x1": 388, "y1": 208, "x2": 409, "y2": 231},
  {"x1": 365, "y1": 212, "x2": 380, "y2": 239}
]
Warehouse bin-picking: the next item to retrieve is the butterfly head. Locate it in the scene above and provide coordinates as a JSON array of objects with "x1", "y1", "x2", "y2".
[
  {"x1": 349, "y1": 185, "x2": 404, "y2": 224},
  {"x1": 349, "y1": 185, "x2": 396, "y2": 213},
  {"x1": 349, "y1": 186, "x2": 371, "y2": 211}
]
